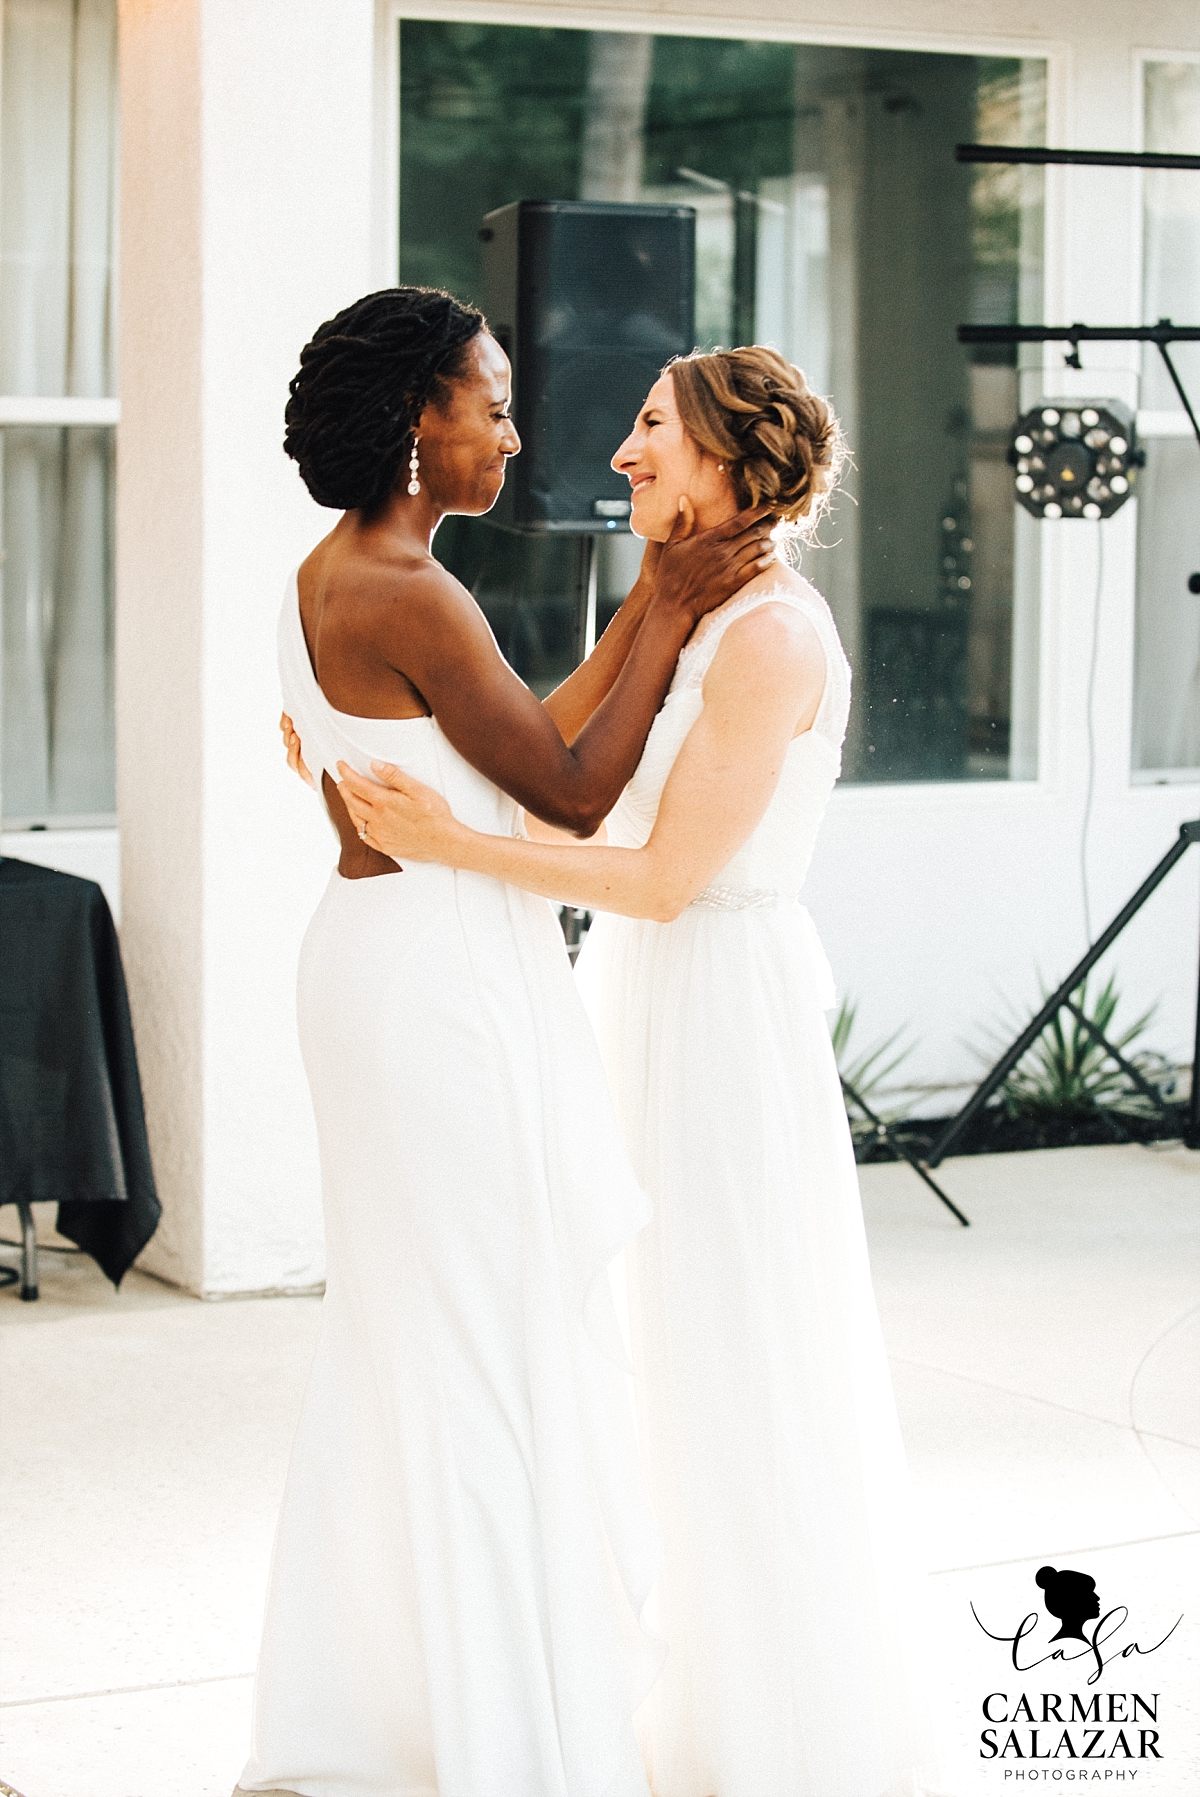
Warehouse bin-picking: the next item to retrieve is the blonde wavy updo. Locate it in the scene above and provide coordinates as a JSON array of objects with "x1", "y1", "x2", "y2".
[{"x1": 668, "y1": 346, "x2": 844, "y2": 542}]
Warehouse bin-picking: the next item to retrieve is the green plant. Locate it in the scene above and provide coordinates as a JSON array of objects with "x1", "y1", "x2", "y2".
[
  {"x1": 832, "y1": 998, "x2": 916, "y2": 1142},
  {"x1": 989, "y1": 972, "x2": 1174, "y2": 1123}
]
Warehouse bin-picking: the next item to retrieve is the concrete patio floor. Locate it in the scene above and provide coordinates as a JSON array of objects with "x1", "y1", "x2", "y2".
[{"x1": 1, "y1": 1142, "x2": 1197, "y2": 1797}]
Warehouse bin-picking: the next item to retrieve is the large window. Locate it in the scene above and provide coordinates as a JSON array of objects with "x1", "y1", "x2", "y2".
[
  {"x1": 399, "y1": 24, "x2": 1046, "y2": 783},
  {"x1": 0, "y1": 0, "x2": 118, "y2": 831},
  {"x1": 1133, "y1": 59, "x2": 1200, "y2": 781}
]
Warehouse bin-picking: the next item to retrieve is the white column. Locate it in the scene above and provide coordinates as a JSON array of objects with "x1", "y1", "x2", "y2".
[{"x1": 117, "y1": 0, "x2": 377, "y2": 1294}]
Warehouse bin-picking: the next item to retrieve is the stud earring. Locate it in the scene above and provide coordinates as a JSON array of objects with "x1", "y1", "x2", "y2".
[
  {"x1": 716, "y1": 462, "x2": 725, "y2": 472},
  {"x1": 407, "y1": 439, "x2": 421, "y2": 496}
]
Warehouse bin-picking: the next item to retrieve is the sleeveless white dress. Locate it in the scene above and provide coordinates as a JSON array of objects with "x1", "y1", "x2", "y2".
[
  {"x1": 575, "y1": 582, "x2": 932, "y2": 1797},
  {"x1": 237, "y1": 577, "x2": 662, "y2": 1797}
]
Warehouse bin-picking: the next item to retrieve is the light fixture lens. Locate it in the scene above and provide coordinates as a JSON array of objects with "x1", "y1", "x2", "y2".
[{"x1": 1009, "y1": 400, "x2": 1136, "y2": 521}]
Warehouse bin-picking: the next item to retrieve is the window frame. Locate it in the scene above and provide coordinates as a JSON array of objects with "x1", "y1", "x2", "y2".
[
  {"x1": 0, "y1": 401, "x2": 122, "y2": 826},
  {"x1": 0, "y1": 0, "x2": 122, "y2": 830},
  {"x1": 1129, "y1": 45, "x2": 1200, "y2": 788},
  {"x1": 378, "y1": 0, "x2": 1072, "y2": 795}
]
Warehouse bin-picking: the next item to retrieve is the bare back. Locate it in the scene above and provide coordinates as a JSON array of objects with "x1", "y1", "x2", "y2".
[{"x1": 296, "y1": 525, "x2": 439, "y2": 877}]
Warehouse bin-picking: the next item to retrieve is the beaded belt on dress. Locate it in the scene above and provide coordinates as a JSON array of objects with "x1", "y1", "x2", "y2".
[{"x1": 688, "y1": 884, "x2": 785, "y2": 912}]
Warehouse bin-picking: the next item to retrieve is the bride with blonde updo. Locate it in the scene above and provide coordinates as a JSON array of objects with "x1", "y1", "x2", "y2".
[{"x1": 340, "y1": 346, "x2": 934, "y2": 1797}]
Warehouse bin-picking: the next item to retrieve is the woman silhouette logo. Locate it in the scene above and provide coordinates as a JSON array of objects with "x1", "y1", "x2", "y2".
[{"x1": 1036, "y1": 1565, "x2": 1101, "y2": 1642}]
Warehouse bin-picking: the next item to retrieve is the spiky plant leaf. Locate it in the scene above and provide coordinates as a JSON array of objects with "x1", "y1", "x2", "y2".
[{"x1": 977, "y1": 972, "x2": 1170, "y2": 1123}]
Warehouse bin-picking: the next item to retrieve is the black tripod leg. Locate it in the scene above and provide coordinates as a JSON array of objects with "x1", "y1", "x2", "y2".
[
  {"x1": 1156, "y1": 342, "x2": 1200, "y2": 453},
  {"x1": 928, "y1": 826, "x2": 1196, "y2": 1166},
  {"x1": 1061, "y1": 1001, "x2": 1172, "y2": 1118},
  {"x1": 840, "y1": 1076, "x2": 970, "y2": 1227}
]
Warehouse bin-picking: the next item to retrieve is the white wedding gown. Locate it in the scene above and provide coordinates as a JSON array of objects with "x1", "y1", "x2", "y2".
[
  {"x1": 237, "y1": 578, "x2": 662, "y2": 1797},
  {"x1": 575, "y1": 582, "x2": 933, "y2": 1797}
]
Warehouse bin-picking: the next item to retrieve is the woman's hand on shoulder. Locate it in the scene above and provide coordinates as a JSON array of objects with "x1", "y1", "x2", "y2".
[
  {"x1": 337, "y1": 760, "x2": 466, "y2": 864},
  {"x1": 651, "y1": 501, "x2": 778, "y2": 626}
]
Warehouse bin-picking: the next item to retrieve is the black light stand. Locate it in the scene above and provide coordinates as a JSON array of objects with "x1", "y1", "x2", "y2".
[
  {"x1": 957, "y1": 321, "x2": 1200, "y2": 452},
  {"x1": 956, "y1": 144, "x2": 1200, "y2": 171},
  {"x1": 928, "y1": 822, "x2": 1200, "y2": 1165},
  {"x1": 925, "y1": 254, "x2": 1200, "y2": 1163},
  {"x1": 953, "y1": 142, "x2": 1200, "y2": 450},
  {"x1": 840, "y1": 1073, "x2": 971, "y2": 1226}
]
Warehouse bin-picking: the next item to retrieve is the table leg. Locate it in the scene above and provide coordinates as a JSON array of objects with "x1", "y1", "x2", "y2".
[{"x1": 16, "y1": 1202, "x2": 38, "y2": 1301}]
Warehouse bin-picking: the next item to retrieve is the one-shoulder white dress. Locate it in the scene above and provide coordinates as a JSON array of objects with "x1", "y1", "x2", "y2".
[
  {"x1": 575, "y1": 582, "x2": 932, "y2": 1797},
  {"x1": 237, "y1": 578, "x2": 662, "y2": 1797}
]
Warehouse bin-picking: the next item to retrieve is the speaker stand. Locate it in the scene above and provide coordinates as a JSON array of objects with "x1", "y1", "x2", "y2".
[{"x1": 572, "y1": 534, "x2": 599, "y2": 665}]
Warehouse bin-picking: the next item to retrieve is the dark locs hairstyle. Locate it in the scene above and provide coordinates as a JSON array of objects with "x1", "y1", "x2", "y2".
[{"x1": 283, "y1": 286, "x2": 487, "y2": 515}]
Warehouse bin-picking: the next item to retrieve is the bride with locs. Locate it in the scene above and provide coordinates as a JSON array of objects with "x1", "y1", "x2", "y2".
[
  {"x1": 234, "y1": 289, "x2": 773, "y2": 1797},
  {"x1": 338, "y1": 347, "x2": 935, "y2": 1797}
]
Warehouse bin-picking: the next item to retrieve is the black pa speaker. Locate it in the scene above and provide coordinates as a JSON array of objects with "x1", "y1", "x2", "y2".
[{"x1": 480, "y1": 200, "x2": 696, "y2": 534}]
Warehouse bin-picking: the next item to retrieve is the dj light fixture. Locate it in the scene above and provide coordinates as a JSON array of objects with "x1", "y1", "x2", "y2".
[
  {"x1": 923, "y1": 146, "x2": 1200, "y2": 1171},
  {"x1": 1009, "y1": 399, "x2": 1142, "y2": 520}
]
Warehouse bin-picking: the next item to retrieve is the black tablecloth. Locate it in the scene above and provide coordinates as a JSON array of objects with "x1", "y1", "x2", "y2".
[{"x1": 0, "y1": 857, "x2": 160, "y2": 1284}]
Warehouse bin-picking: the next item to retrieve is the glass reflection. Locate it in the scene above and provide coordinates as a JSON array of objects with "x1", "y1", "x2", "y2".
[{"x1": 400, "y1": 26, "x2": 1046, "y2": 783}]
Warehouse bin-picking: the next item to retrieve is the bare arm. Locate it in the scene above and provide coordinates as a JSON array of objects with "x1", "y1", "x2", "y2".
[
  {"x1": 540, "y1": 543, "x2": 660, "y2": 747},
  {"x1": 280, "y1": 563, "x2": 655, "y2": 793},
  {"x1": 339, "y1": 602, "x2": 825, "y2": 919},
  {"x1": 365, "y1": 511, "x2": 772, "y2": 837}
]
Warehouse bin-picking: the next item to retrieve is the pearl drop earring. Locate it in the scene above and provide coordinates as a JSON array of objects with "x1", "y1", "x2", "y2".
[{"x1": 407, "y1": 439, "x2": 421, "y2": 496}]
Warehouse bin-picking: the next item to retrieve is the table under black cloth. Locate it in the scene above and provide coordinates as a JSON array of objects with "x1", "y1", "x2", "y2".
[{"x1": 0, "y1": 857, "x2": 160, "y2": 1284}]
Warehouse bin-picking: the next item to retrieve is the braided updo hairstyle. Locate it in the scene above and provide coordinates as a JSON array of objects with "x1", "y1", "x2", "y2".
[
  {"x1": 284, "y1": 287, "x2": 487, "y2": 515},
  {"x1": 668, "y1": 346, "x2": 844, "y2": 542}
]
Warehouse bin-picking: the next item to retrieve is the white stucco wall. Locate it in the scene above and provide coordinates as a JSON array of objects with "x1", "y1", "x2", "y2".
[
  {"x1": 117, "y1": 0, "x2": 376, "y2": 1294},
  {"x1": 113, "y1": 0, "x2": 1200, "y2": 1295}
]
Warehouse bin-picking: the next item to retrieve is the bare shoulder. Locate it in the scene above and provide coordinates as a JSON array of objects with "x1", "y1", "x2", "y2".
[
  {"x1": 338, "y1": 544, "x2": 497, "y2": 655},
  {"x1": 707, "y1": 594, "x2": 824, "y2": 688},
  {"x1": 360, "y1": 545, "x2": 475, "y2": 619}
]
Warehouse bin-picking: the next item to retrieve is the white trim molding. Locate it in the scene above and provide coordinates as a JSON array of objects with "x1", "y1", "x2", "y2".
[
  {"x1": 1138, "y1": 409, "x2": 1200, "y2": 437},
  {"x1": 374, "y1": 2, "x2": 401, "y2": 285},
  {"x1": 0, "y1": 396, "x2": 120, "y2": 426},
  {"x1": 383, "y1": 0, "x2": 1067, "y2": 60}
]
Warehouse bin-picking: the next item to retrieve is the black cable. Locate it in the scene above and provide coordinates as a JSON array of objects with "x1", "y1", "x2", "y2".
[{"x1": 1081, "y1": 523, "x2": 1104, "y2": 946}]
